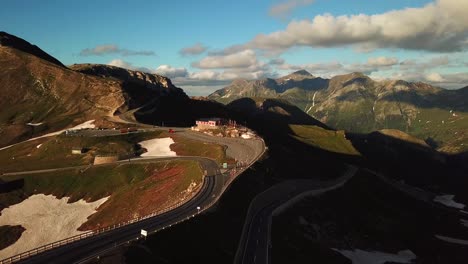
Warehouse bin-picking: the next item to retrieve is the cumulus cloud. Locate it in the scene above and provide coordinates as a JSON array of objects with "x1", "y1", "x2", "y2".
[
  {"x1": 367, "y1": 56, "x2": 399, "y2": 67},
  {"x1": 399, "y1": 55, "x2": 450, "y2": 71},
  {"x1": 192, "y1": 49, "x2": 259, "y2": 69},
  {"x1": 390, "y1": 71, "x2": 467, "y2": 89},
  {"x1": 80, "y1": 44, "x2": 155, "y2": 56},
  {"x1": 155, "y1": 65, "x2": 188, "y2": 78},
  {"x1": 179, "y1": 43, "x2": 207, "y2": 56},
  {"x1": 107, "y1": 59, "x2": 152, "y2": 72},
  {"x1": 245, "y1": 0, "x2": 468, "y2": 53},
  {"x1": 277, "y1": 61, "x2": 344, "y2": 75},
  {"x1": 425, "y1": 72, "x2": 446, "y2": 82},
  {"x1": 269, "y1": 0, "x2": 315, "y2": 20}
]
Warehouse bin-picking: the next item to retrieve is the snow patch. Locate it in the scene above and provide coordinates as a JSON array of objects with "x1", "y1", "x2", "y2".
[
  {"x1": 436, "y1": 235, "x2": 468, "y2": 246},
  {"x1": 0, "y1": 120, "x2": 96, "y2": 151},
  {"x1": 333, "y1": 249, "x2": 416, "y2": 264},
  {"x1": 139, "y1": 137, "x2": 176, "y2": 157},
  {"x1": 36, "y1": 144, "x2": 42, "y2": 149},
  {"x1": 26, "y1": 122, "x2": 43, "y2": 126},
  {"x1": 433, "y1": 194, "x2": 465, "y2": 209},
  {"x1": 0, "y1": 194, "x2": 108, "y2": 259}
]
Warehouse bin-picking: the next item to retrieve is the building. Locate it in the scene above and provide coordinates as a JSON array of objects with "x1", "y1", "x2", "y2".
[{"x1": 195, "y1": 118, "x2": 224, "y2": 130}]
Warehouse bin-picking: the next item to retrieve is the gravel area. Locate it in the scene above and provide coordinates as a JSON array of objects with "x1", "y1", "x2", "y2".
[
  {"x1": 0, "y1": 194, "x2": 108, "y2": 259},
  {"x1": 180, "y1": 131, "x2": 264, "y2": 164}
]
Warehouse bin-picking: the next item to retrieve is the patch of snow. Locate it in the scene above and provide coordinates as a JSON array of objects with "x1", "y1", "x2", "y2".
[
  {"x1": 36, "y1": 144, "x2": 42, "y2": 149},
  {"x1": 26, "y1": 122, "x2": 43, "y2": 126},
  {"x1": 436, "y1": 235, "x2": 468, "y2": 246},
  {"x1": 333, "y1": 249, "x2": 416, "y2": 264},
  {"x1": 139, "y1": 137, "x2": 176, "y2": 157},
  {"x1": 434, "y1": 194, "x2": 466, "y2": 209},
  {"x1": 312, "y1": 91, "x2": 317, "y2": 107},
  {"x1": 0, "y1": 120, "x2": 96, "y2": 151},
  {"x1": 0, "y1": 194, "x2": 108, "y2": 259}
]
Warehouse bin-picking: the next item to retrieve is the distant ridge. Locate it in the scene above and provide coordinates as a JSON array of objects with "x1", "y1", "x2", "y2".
[
  {"x1": 0, "y1": 31, "x2": 65, "y2": 67},
  {"x1": 208, "y1": 70, "x2": 468, "y2": 154}
]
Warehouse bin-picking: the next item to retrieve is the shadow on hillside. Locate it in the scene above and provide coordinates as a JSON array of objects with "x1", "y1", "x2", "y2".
[
  {"x1": 0, "y1": 179, "x2": 24, "y2": 194},
  {"x1": 119, "y1": 96, "x2": 468, "y2": 264},
  {"x1": 347, "y1": 131, "x2": 468, "y2": 199},
  {"x1": 134, "y1": 96, "x2": 231, "y2": 127}
]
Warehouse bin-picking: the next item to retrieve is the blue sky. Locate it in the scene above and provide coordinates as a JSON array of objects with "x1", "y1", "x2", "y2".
[{"x1": 1, "y1": 0, "x2": 467, "y2": 95}]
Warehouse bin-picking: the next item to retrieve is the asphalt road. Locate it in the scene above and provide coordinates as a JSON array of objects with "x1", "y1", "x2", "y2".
[
  {"x1": 0, "y1": 118, "x2": 266, "y2": 263},
  {"x1": 236, "y1": 165, "x2": 358, "y2": 264},
  {"x1": 15, "y1": 157, "x2": 224, "y2": 264}
]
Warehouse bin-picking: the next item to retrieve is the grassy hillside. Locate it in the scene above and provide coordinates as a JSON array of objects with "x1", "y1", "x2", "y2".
[
  {"x1": 289, "y1": 125, "x2": 360, "y2": 156},
  {"x1": 0, "y1": 131, "x2": 163, "y2": 172},
  {"x1": 0, "y1": 160, "x2": 203, "y2": 230},
  {"x1": 0, "y1": 130, "x2": 231, "y2": 173}
]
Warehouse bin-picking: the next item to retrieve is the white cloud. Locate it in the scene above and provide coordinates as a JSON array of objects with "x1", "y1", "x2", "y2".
[
  {"x1": 108, "y1": 59, "x2": 131, "y2": 68},
  {"x1": 277, "y1": 61, "x2": 344, "y2": 76},
  {"x1": 81, "y1": 44, "x2": 155, "y2": 56},
  {"x1": 107, "y1": 59, "x2": 152, "y2": 73},
  {"x1": 246, "y1": 0, "x2": 468, "y2": 53},
  {"x1": 269, "y1": 0, "x2": 315, "y2": 20},
  {"x1": 425, "y1": 72, "x2": 446, "y2": 82},
  {"x1": 192, "y1": 49, "x2": 259, "y2": 69},
  {"x1": 390, "y1": 71, "x2": 467, "y2": 89},
  {"x1": 367, "y1": 56, "x2": 399, "y2": 67},
  {"x1": 155, "y1": 65, "x2": 188, "y2": 78},
  {"x1": 179, "y1": 43, "x2": 207, "y2": 56}
]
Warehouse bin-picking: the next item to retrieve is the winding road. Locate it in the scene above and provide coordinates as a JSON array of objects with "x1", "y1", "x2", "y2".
[
  {"x1": 0, "y1": 126, "x2": 265, "y2": 264},
  {"x1": 236, "y1": 165, "x2": 358, "y2": 264},
  {"x1": 15, "y1": 157, "x2": 223, "y2": 264}
]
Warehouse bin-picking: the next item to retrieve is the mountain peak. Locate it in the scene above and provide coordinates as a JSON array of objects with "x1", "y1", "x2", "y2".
[
  {"x1": 0, "y1": 31, "x2": 65, "y2": 67},
  {"x1": 292, "y1": 69, "x2": 312, "y2": 76}
]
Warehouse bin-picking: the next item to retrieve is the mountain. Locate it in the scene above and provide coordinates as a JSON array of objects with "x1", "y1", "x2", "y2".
[
  {"x1": 209, "y1": 71, "x2": 468, "y2": 153},
  {"x1": 0, "y1": 31, "x2": 65, "y2": 67},
  {"x1": 0, "y1": 32, "x2": 185, "y2": 147}
]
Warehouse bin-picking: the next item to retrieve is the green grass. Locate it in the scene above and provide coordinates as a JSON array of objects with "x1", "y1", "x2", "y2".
[
  {"x1": 289, "y1": 125, "x2": 361, "y2": 156},
  {"x1": 0, "y1": 160, "x2": 203, "y2": 230},
  {"x1": 408, "y1": 108, "x2": 468, "y2": 153},
  {"x1": 0, "y1": 131, "x2": 164, "y2": 172},
  {"x1": 169, "y1": 133, "x2": 231, "y2": 164}
]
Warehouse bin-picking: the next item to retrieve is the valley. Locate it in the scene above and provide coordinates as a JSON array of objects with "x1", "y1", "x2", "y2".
[{"x1": 0, "y1": 26, "x2": 467, "y2": 264}]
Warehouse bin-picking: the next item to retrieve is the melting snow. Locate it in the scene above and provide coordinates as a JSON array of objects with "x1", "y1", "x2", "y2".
[
  {"x1": 333, "y1": 249, "x2": 416, "y2": 264},
  {"x1": 0, "y1": 194, "x2": 108, "y2": 259},
  {"x1": 26, "y1": 122, "x2": 43, "y2": 126},
  {"x1": 0, "y1": 120, "x2": 96, "y2": 151},
  {"x1": 433, "y1": 194, "x2": 466, "y2": 209},
  {"x1": 139, "y1": 137, "x2": 176, "y2": 157}
]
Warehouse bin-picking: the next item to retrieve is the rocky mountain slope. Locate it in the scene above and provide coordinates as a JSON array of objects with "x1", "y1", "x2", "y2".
[
  {"x1": 209, "y1": 70, "x2": 468, "y2": 153},
  {"x1": 0, "y1": 32, "x2": 185, "y2": 147}
]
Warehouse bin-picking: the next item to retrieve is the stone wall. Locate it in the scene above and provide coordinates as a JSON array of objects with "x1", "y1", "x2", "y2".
[{"x1": 93, "y1": 155, "x2": 119, "y2": 165}]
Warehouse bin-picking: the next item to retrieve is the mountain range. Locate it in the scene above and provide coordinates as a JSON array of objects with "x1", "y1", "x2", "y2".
[
  {"x1": 209, "y1": 70, "x2": 468, "y2": 153},
  {"x1": 0, "y1": 31, "x2": 186, "y2": 147}
]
